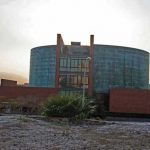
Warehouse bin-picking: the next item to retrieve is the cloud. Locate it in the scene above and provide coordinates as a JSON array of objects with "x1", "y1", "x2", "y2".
[{"x1": 0, "y1": 0, "x2": 150, "y2": 78}]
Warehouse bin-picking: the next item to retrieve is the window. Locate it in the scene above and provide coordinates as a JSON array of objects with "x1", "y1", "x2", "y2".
[{"x1": 59, "y1": 57, "x2": 90, "y2": 89}]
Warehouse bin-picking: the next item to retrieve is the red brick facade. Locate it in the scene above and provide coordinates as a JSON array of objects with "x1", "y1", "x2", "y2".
[
  {"x1": 0, "y1": 86, "x2": 58, "y2": 102},
  {"x1": 1, "y1": 79, "x2": 17, "y2": 87},
  {"x1": 56, "y1": 34, "x2": 64, "y2": 89},
  {"x1": 88, "y1": 35, "x2": 94, "y2": 96},
  {"x1": 109, "y1": 89, "x2": 150, "y2": 114}
]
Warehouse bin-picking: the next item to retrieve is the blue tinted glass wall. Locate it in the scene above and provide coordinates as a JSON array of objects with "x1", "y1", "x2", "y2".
[
  {"x1": 93, "y1": 45, "x2": 149, "y2": 93},
  {"x1": 29, "y1": 46, "x2": 56, "y2": 87}
]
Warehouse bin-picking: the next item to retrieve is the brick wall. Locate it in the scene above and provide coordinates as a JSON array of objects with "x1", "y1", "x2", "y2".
[
  {"x1": 109, "y1": 89, "x2": 150, "y2": 114},
  {"x1": 0, "y1": 86, "x2": 58, "y2": 104},
  {"x1": 1, "y1": 79, "x2": 17, "y2": 86},
  {"x1": 56, "y1": 34, "x2": 64, "y2": 88},
  {"x1": 88, "y1": 35, "x2": 94, "y2": 96}
]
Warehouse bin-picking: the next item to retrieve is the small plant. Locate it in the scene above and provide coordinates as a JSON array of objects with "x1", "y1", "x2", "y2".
[
  {"x1": 17, "y1": 116, "x2": 30, "y2": 123},
  {"x1": 42, "y1": 94, "x2": 96, "y2": 121},
  {"x1": 73, "y1": 97, "x2": 96, "y2": 120},
  {"x1": 0, "y1": 101, "x2": 20, "y2": 114}
]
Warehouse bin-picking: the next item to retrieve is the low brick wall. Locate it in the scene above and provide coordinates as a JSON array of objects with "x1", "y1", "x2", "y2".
[
  {"x1": 109, "y1": 89, "x2": 150, "y2": 114},
  {"x1": 0, "y1": 86, "x2": 58, "y2": 103},
  {"x1": 1, "y1": 79, "x2": 17, "y2": 86}
]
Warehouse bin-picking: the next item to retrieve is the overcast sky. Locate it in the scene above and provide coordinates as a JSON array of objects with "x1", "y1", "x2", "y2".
[{"x1": 0, "y1": 0, "x2": 150, "y2": 80}]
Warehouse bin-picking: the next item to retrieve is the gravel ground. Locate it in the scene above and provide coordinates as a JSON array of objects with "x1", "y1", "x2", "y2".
[{"x1": 0, "y1": 115, "x2": 150, "y2": 150}]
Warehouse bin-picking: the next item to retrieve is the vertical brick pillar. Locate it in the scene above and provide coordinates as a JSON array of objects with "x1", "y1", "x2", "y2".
[
  {"x1": 55, "y1": 34, "x2": 61, "y2": 89},
  {"x1": 88, "y1": 35, "x2": 94, "y2": 96}
]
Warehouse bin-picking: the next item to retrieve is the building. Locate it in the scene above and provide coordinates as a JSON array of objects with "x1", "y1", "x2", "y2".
[
  {"x1": 29, "y1": 34, "x2": 149, "y2": 96},
  {"x1": 1, "y1": 79, "x2": 17, "y2": 87},
  {"x1": 0, "y1": 34, "x2": 149, "y2": 115}
]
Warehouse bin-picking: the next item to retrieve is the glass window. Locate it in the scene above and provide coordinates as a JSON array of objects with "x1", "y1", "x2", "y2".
[{"x1": 59, "y1": 57, "x2": 90, "y2": 89}]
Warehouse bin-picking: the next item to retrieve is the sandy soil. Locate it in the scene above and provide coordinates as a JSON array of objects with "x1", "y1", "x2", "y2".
[{"x1": 0, "y1": 115, "x2": 150, "y2": 150}]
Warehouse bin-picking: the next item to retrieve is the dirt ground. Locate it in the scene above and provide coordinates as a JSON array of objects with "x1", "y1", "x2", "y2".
[{"x1": 0, "y1": 114, "x2": 150, "y2": 150}]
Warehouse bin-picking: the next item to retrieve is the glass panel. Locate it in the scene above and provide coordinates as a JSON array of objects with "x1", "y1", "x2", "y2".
[{"x1": 59, "y1": 57, "x2": 90, "y2": 89}]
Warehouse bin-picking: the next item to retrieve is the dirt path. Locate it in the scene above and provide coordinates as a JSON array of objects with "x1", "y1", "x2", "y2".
[{"x1": 0, "y1": 115, "x2": 150, "y2": 150}]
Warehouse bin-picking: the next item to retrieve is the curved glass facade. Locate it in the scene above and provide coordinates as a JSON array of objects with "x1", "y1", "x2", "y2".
[
  {"x1": 93, "y1": 45, "x2": 149, "y2": 93},
  {"x1": 29, "y1": 43, "x2": 149, "y2": 93},
  {"x1": 29, "y1": 46, "x2": 56, "y2": 87}
]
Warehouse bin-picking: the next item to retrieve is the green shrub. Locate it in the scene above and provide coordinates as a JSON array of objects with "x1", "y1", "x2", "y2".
[
  {"x1": 42, "y1": 94, "x2": 96, "y2": 120},
  {"x1": 17, "y1": 116, "x2": 31, "y2": 123}
]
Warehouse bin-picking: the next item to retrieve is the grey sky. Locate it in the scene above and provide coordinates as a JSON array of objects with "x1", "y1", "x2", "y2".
[{"x1": 0, "y1": 0, "x2": 150, "y2": 80}]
